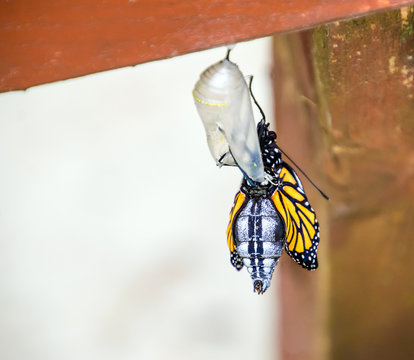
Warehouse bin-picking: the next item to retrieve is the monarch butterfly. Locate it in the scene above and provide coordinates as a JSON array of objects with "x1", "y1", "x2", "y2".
[
  {"x1": 226, "y1": 100, "x2": 323, "y2": 294},
  {"x1": 193, "y1": 50, "x2": 265, "y2": 183},
  {"x1": 193, "y1": 51, "x2": 324, "y2": 294}
]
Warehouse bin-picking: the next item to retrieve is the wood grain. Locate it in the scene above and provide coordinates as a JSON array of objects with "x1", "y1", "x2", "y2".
[
  {"x1": 275, "y1": 6, "x2": 414, "y2": 360},
  {"x1": 314, "y1": 8, "x2": 414, "y2": 360},
  {"x1": 1, "y1": 0, "x2": 413, "y2": 92},
  {"x1": 273, "y1": 32, "x2": 329, "y2": 360}
]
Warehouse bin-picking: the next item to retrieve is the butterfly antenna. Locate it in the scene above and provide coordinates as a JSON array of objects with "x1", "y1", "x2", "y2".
[
  {"x1": 278, "y1": 146, "x2": 329, "y2": 200},
  {"x1": 248, "y1": 77, "x2": 266, "y2": 121}
]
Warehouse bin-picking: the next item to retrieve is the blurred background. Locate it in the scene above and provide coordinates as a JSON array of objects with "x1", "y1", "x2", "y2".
[{"x1": 0, "y1": 38, "x2": 278, "y2": 360}]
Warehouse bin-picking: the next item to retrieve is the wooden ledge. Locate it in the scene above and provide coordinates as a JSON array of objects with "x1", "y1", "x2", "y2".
[{"x1": 1, "y1": 0, "x2": 412, "y2": 92}]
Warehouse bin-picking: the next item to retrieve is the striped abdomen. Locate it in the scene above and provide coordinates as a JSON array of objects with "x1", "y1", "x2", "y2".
[{"x1": 233, "y1": 197, "x2": 285, "y2": 294}]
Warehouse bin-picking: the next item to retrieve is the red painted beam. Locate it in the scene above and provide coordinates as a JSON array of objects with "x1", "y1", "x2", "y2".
[{"x1": 0, "y1": 0, "x2": 412, "y2": 92}]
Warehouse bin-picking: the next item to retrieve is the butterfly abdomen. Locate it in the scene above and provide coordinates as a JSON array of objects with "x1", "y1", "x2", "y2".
[{"x1": 232, "y1": 196, "x2": 285, "y2": 294}]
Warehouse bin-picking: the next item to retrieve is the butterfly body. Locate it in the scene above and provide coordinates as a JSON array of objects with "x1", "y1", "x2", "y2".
[{"x1": 228, "y1": 180, "x2": 285, "y2": 294}]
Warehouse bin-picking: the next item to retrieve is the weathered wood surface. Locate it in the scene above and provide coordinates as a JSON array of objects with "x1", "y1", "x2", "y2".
[
  {"x1": 1, "y1": 0, "x2": 413, "y2": 92},
  {"x1": 274, "y1": 33, "x2": 329, "y2": 360},
  {"x1": 275, "y1": 6, "x2": 414, "y2": 360}
]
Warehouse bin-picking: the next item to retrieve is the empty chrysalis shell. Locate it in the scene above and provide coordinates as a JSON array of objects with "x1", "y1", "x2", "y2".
[{"x1": 193, "y1": 55, "x2": 265, "y2": 183}]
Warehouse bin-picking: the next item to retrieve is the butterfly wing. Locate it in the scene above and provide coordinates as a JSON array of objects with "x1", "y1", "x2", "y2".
[
  {"x1": 226, "y1": 191, "x2": 246, "y2": 270},
  {"x1": 271, "y1": 162, "x2": 320, "y2": 270}
]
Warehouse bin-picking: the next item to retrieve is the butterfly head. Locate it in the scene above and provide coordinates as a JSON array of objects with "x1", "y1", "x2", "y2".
[{"x1": 240, "y1": 176, "x2": 277, "y2": 198}]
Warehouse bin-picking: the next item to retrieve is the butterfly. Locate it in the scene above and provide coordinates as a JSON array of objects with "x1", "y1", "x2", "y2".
[
  {"x1": 192, "y1": 51, "x2": 324, "y2": 294},
  {"x1": 226, "y1": 119, "x2": 321, "y2": 294}
]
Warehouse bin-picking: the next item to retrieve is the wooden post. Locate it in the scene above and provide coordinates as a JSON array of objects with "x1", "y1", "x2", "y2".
[
  {"x1": 275, "y1": 6, "x2": 414, "y2": 360},
  {"x1": 273, "y1": 32, "x2": 330, "y2": 360}
]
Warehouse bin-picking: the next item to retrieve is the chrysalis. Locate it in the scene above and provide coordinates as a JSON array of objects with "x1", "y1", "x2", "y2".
[{"x1": 193, "y1": 52, "x2": 265, "y2": 183}]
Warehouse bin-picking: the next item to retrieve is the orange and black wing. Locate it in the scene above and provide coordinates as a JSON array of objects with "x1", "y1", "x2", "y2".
[
  {"x1": 271, "y1": 162, "x2": 320, "y2": 270},
  {"x1": 226, "y1": 191, "x2": 246, "y2": 270}
]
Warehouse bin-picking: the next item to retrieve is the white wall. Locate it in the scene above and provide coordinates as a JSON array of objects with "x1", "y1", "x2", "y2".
[{"x1": 0, "y1": 38, "x2": 278, "y2": 360}]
